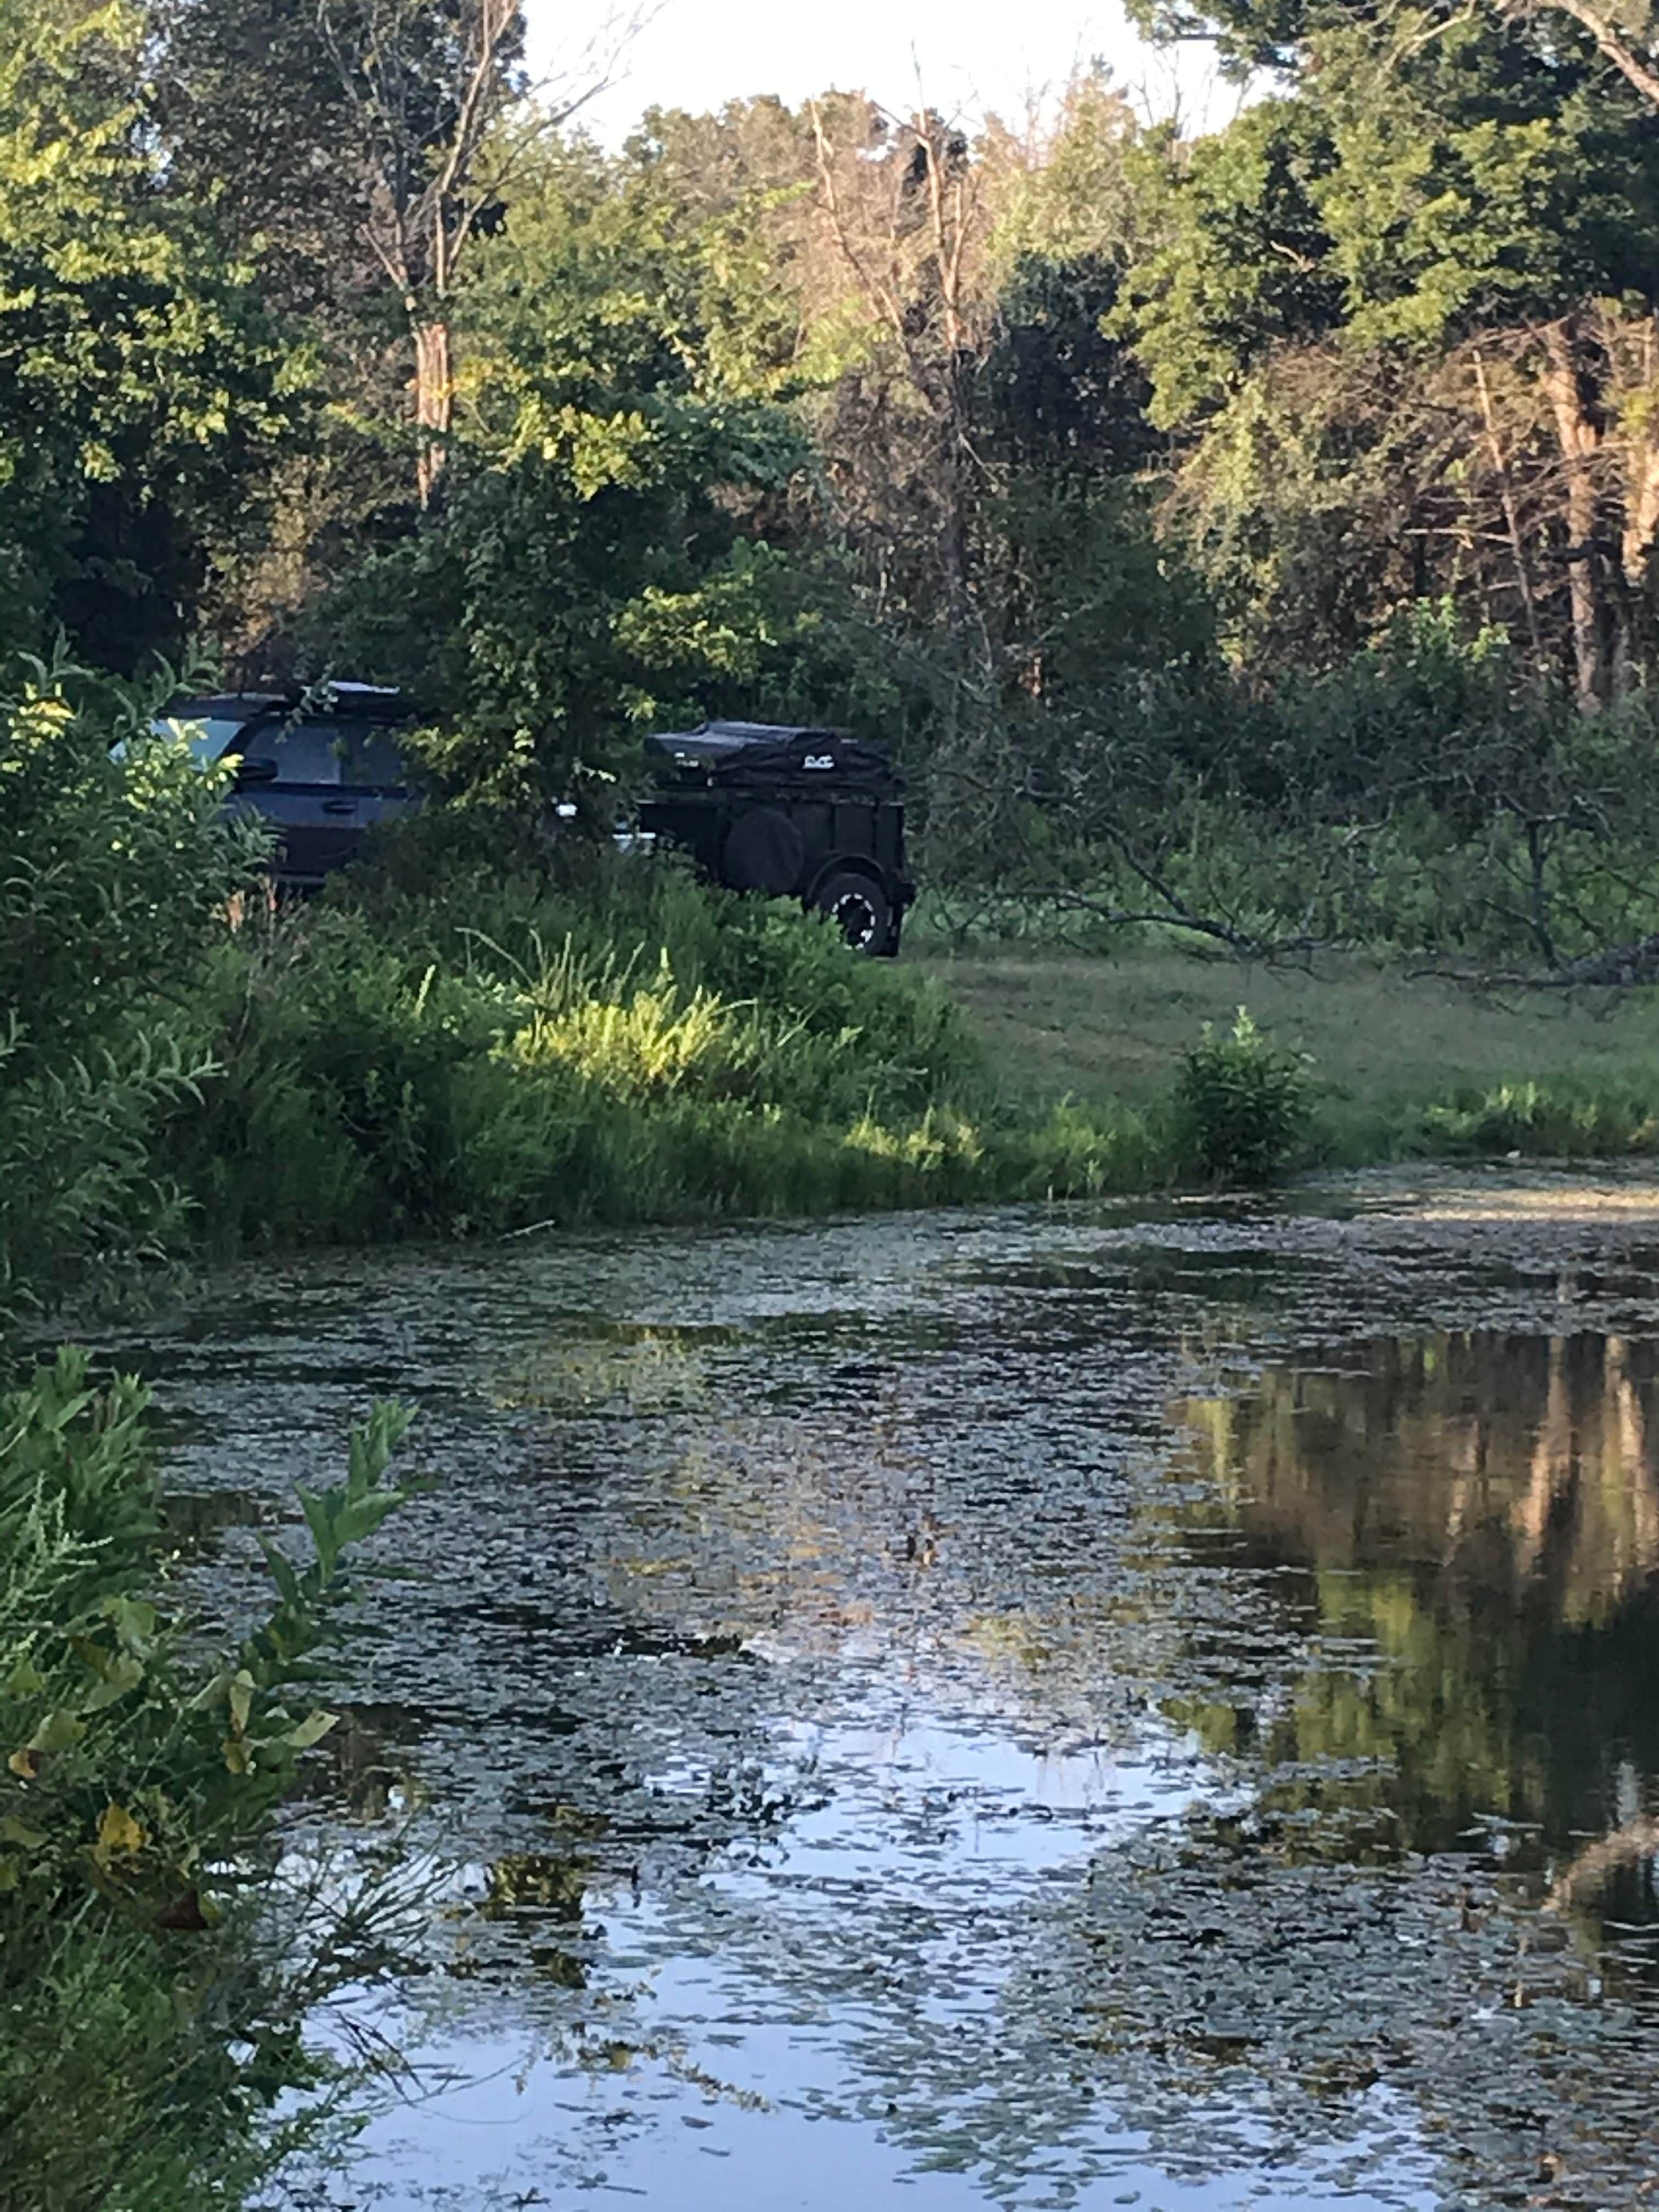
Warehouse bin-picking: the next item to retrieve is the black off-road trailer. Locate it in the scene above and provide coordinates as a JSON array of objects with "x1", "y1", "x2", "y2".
[{"x1": 636, "y1": 720, "x2": 915, "y2": 955}]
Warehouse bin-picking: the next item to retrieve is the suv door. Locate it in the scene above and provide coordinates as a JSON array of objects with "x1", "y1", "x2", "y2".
[
  {"x1": 230, "y1": 716, "x2": 355, "y2": 884},
  {"x1": 338, "y1": 720, "x2": 416, "y2": 848}
]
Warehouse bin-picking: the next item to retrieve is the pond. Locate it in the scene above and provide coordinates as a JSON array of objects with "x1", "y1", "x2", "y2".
[{"x1": 116, "y1": 1171, "x2": 1659, "y2": 2209}]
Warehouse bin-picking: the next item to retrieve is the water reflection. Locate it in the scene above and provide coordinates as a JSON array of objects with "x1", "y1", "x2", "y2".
[
  {"x1": 1148, "y1": 1324, "x2": 1659, "y2": 2202},
  {"x1": 1170, "y1": 1332, "x2": 1659, "y2": 1859}
]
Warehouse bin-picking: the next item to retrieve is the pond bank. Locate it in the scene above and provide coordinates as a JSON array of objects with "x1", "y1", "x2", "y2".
[{"x1": 919, "y1": 945, "x2": 1659, "y2": 1166}]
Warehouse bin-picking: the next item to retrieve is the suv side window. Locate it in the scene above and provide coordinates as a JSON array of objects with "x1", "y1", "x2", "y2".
[
  {"x1": 340, "y1": 725, "x2": 408, "y2": 789},
  {"x1": 240, "y1": 719, "x2": 342, "y2": 785}
]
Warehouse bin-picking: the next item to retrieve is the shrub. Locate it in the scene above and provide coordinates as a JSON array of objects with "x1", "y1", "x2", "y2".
[
  {"x1": 0, "y1": 1351, "x2": 418, "y2": 2212},
  {"x1": 0, "y1": 659, "x2": 256, "y2": 1317},
  {"x1": 1170, "y1": 1006, "x2": 1314, "y2": 1186}
]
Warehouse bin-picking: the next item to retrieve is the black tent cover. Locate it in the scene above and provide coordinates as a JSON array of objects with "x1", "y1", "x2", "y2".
[{"x1": 644, "y1": 720, "x2": 898, "y2": 787}]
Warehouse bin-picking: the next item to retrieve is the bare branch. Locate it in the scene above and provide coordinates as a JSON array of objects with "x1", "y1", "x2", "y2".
[{"x1": 1505, "y1": 0, "x2": 1659, "y2": 110}]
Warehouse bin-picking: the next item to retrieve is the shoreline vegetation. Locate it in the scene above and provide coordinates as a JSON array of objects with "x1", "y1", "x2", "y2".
[
  {"x1": 1, "y1": 1351, "x2": 421, "y2": 2212},
  {"x1": 12, "y1": 664, "x2": 1659, "y2": 1343}
]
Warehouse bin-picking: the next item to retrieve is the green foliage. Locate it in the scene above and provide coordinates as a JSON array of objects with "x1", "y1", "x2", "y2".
[
  {"x1": 0, "y1": 660, "x2": 257, "y2": 1320},
  {"x1": 0, "y1": 0, "x2": 301, "y2": 664},
  {"x1": 0, "y1": 1350, "x2": 417, "y2": 2212},
  {"x1": 1118, "y1": 100, "x2": 1345, "y2": 429},
  {"x1": 1120, "y1": 6, "x2": 1659, "y2": 420},
  {"x1": 1421, "y1": 1079, "x2": 1659, "y2": 1158},
  {"x1": 1106, "y1": 0, "x2": 1659, "y2": 698},
  {"x1": 936, "y1": 601, "x2": 1659, "y2": 966},
  {"x1": 7, "y1": 0, "x2": 1659, "y2": 1280},
  {"x1": 1171, "y1": 1006, "x2": 1315, "y2": 1184},
  {"x1": 997, "y1": 1095, "x2": 1170, "y2": 1198},
  {"x1": 159, "y1": 861, "x2": 1002, "y2": 1243},
  {"x1": 317, "y1": 137, "x2": 821, "y2": 808}
]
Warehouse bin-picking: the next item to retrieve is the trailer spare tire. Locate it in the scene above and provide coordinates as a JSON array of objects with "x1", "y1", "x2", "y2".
[
  {"x1": 811, "y1": 870, "x2": 895, "y2": 955},
  {"x1": 721, "y1": 806, "x2": 806, "y2": 895}
]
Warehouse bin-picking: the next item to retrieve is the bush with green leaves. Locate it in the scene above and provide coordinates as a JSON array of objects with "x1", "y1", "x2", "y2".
[
  {"x1": 0, "y1": 658, "x2": 258, "y2": 1319},
  {"x1": 1171, "y1": 1006, "x2": 1314, "y2": 1186},
  {"x1": 0, "y1": 1348, "x2": 417, "y2": 2212}
]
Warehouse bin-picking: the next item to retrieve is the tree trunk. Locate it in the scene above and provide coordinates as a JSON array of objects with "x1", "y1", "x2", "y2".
[
  {"x1": 1539, "y1": 318, "x2": 1607, "y2": 709},
  {"x1": 1616, "y1": 314, "x2": 1659, "y2": 689},
  {"x1": 1471, "y1": 347, "x2": 1543, "y2": 664},
  {"x1": 414, "y1": 317, "x2": 453, "y2": 509}
]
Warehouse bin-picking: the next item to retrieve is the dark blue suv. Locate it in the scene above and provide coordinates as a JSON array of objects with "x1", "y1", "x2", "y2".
[{"x1": 159, "y1": 685, "x2": 418, "y2": 888}]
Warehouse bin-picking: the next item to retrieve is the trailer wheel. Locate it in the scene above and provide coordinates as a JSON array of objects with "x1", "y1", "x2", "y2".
[{"x1": 812, "y1": 870, "x2": 895, "y2": 955}]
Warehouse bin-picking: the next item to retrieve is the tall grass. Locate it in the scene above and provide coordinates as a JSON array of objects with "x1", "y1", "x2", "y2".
[
  {"x1": 160, "y1": 859, "x2": 1074, "y2": 1244},
  {"x1": 1421, "y1": 1079, "x2": 1659, "y2": 1158}
]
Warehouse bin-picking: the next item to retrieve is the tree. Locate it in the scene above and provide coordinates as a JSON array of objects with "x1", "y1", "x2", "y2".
[
  {"x1": 611, "y1": 85, "x2": 1215, "y2": 883},
  {"x1": 315, "y1": 0, "x2": 633, "y2": 505},
  {"x1": 148, "y1": 0, "x2": 376, "y2": 319},
  {"x1": 315, "y1": 137, "x2": 819, "y2": 802},
  {"x1": 1117, "y1": 0, "x2": 1659, "y2": 698},
  {"x1": 0, "y1": 0, "x2": 299, "y2": 665}
]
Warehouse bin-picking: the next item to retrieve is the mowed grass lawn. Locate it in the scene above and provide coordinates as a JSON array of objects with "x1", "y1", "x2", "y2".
[{"x1": 912, "y1": 945, "x2": 1659, "y2": 1151}]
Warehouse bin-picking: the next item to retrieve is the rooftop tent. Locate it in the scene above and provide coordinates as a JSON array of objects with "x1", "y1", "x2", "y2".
[{"x1": 644, "y1": 720, "x2": 898, "y2": 787}]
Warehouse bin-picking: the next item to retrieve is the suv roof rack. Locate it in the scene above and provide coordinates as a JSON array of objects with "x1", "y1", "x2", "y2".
[{"x1": 164, "y1": 683, "x2": 414, "y2": 727}]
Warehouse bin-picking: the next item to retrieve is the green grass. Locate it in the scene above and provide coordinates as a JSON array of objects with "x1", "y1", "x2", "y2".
[{"x1": 913, "y1": 944, "x2": 1659, "y2": 1164}]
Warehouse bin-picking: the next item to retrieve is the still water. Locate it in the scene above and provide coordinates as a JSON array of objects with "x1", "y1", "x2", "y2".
[{"x1": 122, "y1": 1172, "x2": 1659, "y2": 2209}]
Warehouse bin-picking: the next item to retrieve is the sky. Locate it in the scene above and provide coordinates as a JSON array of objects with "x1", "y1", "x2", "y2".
[{"x1": 524, "y1": 0, "x2": 1243, "y2": 146}]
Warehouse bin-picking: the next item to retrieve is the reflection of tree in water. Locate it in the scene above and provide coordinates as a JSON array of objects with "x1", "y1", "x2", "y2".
[
  {"x1": 1052, "y1": 1798, "x2": 1659, "y2": 2209},
  {"x1": 1169, "y1": 1331, "x2": 1659, "y2": 1860},
  {"x1": 473, "y1": 1848, "x2": 594, "y2": 1989},
  {"x1": 1021, "y1": 1331, "x2": 1659, "y2": 2208}
]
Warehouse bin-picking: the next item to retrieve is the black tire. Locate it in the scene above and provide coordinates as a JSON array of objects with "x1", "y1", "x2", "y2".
[
  {"x1": 811, "y1": 869, "x2": 895, "y2": 955},
  {"x1": 721, "y1": 806, "x2": 806, "y2": 895}
]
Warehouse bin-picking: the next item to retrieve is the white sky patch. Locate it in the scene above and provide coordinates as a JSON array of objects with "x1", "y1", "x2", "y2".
[{"x1": 525, "y1": 0, "x2": 1246, "y2": 146}]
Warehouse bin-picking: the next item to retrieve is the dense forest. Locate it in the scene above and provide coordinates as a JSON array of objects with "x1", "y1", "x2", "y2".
[{"x1": 13, "y1": 0, "x2": 1659, "y2": 950}]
